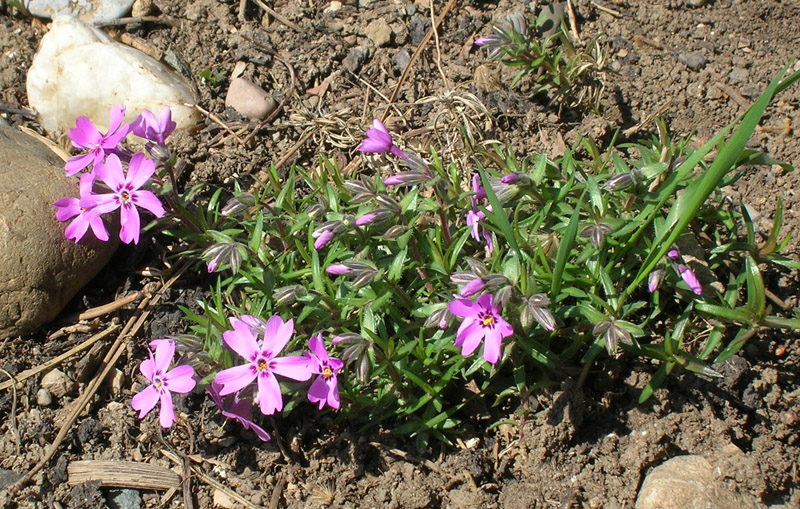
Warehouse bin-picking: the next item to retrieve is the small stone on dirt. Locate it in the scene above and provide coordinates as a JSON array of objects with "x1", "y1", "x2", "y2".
[
  {"x1": 678, "y1": 52, "x2": 707, "y2": 71},
  {"x1": 36, "y1": 388, "x2": 53, "y2": 406},
  {"x1": 344, "y1": 47, "x2": 368, "y2": 73},
  {"x1": 107, "y1": 489, "x2": 142, "y2": 509},
  {"x1": 365, "y1": 18, "x2": 393, "y2": 47},
  {"x1": 636, "y1": 455, "x2": 758, "y2": 509},
  {"x1": 729, "y1": 68, "x2": 749, "y2": 84},
  {"x1": 393, "y1": 48, "x2": 411, "y2": 72},
  {"x1": 26, "y1": 0, "x2": 135, "y2": 23},
  {"x1": 225, "y1": 78, "x2": 277, "y2": 120},
  {"x1": 213, "y1": 489, "x2": 238, "y2": 509},
  {"x1": 41, "y1": 368, "x2": 75, "y2": 398}
]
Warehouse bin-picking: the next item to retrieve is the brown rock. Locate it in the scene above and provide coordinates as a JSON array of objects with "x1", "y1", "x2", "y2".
[
  {"x1": 636, "y1": 455, "x2": 758, "y2": 509},
  {"x1": 225, "y1": 78, "x2": 277, "y2": 120},
  {"x1": 0, "y1": 126, "x2": 117, "y2": 338}
]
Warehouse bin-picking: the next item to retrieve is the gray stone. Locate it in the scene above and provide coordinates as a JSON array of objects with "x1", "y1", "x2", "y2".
[
  {"x1": 636, "y1": 455, "x2": 758, "y2": 509},
  {"x1": 108, "y1": 489, "x2": 142, "y2": 509},
  {"x1": 365, "y1": 18, "x2": 392, "y2": 47},
  {"x1": 225, "y1": 78, "x2": 277, "y2": 120},
  {"x1": 729, "y1": 68, "x2": 749, "y2": 84},
  {"x1": 0, "y1": 126, "x2": 117, "y2": 339},
  {"x1": 26, "y1": 0, "x2": 135, "y2": 23},
  {"x1": 343, "y1": 47, "x2": 368, "y2": 74},
  {"x1": 678, "y1": 52, "x2": 707, "y2": 71},
  {"x1": 687, "y1": 0, "x2": 707, "y2": 6},
  {"x1": 393, "y1": 48, "x2": 411, "y2": 72}
]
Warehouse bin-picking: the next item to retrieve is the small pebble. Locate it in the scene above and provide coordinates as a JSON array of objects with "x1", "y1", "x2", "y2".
[
  {"x1": 678, "y1": 52, "x2": 707, "y2": 71},
  {"x1": 687, "y1": 0, "x2": 706, "y2": 6},
  {"x1": 37, "y1": 388, "x2": 53, "y2": 407},
  {"x1": 225, "y1": 78, "x2": 277, "y2": 120},
  {"x1": 41, "y1": 368, "x2": 75, "y2": 399},
  {"x1": 108, "y1": 489, "x2": 142, "y2": 509}
]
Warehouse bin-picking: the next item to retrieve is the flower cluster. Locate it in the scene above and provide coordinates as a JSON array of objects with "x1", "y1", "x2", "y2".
[
  {"x1": 132, "y1": 314, "x2": 342, "y2": 440},
  {"x1": 54, "y1": 105, "x2": 174, "y2": 245}
]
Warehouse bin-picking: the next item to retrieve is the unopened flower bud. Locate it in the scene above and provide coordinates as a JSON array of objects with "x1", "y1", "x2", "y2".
[
  {"x1": 273, "y1": 285, "x2": 307, "y2": 306},
  {"x1": 465, "y1": 258, "x2": 489, "y2": 278},
  {"x1": 460, "y1": 278, "x2": 486, "y2": 297},
  {"x1": 648, "y1": 269, "x2": 665, "y2": 293},
  {"x1": 605, "y1": 172, "x2": 635, "y2": 191},
  {"x1": 383, "y1": 224, "x2": 408, "y2": 240},
  {"x1": 374, "y1": 194, "x2": 402, "y2": 214},
  {"x1": 383, "y1": 171, "x2": 431, "y2": 187},
  {"x1": 222, "y1": 193, "x2": 256, "y2": 217},
  {"x1": 307, "y1": 203, "x2": 327, "y2": 219}
]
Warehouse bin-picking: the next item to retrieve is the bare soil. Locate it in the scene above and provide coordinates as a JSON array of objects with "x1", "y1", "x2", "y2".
[{"x1": 1, "y1": 0, "x2": 799, "y2": 507}]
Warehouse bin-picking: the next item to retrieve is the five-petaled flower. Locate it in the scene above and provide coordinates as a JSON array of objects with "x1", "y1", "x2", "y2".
[
  {"x1": 131, "y1": 106, "x2": 177, "y2": 145},
  {"x1": 448, "y1": 294, "x2": 513, "y2": 364},
  {"x1": 65, "y1": 105, "x2": 130, "y2": 176},
  {"x1": 131, "y1": 339, "x2": 196, "y2": 428},
  {"x1": 82, "y1": 152, "x2": 165, "y2": 244},
  {"x1": 304, "y1": 334, "x2": 344, "y2": 410},
  {"x1": 358, "y1": 119, "x2": 407, "y2": 160},
  {"x1": 54, "y1": 173, "x2": 109, "y2": 243},
  {"x1": 213, "y1": 315, "x2": 312, "y2": 416}
]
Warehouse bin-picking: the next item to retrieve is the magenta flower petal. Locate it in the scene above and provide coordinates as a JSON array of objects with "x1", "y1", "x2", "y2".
[
  {"x1": 153, "y1": 336, "x2": 175, "y2": 372},
  {"x1": 95, "y1": 154, "x2": 125, "y2": 190},
  {"x1": 132, "y1": 190, "x2": 165, "y2": 217},
  {"x1": 264, "y1": 315, "x2": 294, "y2": 353},
  {"x1": 69, "y1": 117, "x2": 101, "y2": 148},
  {"x1": 119, "y1": 204, "x2": 141, "y2": 244},
  {"x1": 215, "y1": 364, "x2": 257, "y2": 396},
  {"x1": 448, "y1": 298, "x2": 481, "y2": 319},
  {"x1": 131, "y1": 385, "x2": 160, "y2": 418},
  {"x1": 482, "y1": 331, "x2": 502, "y2": 364},
  {"x1": 127, "y1": 153, "x2": 156, "y2": 189},
  {"x1": 65, "y1": 152, "x2": 96, "y2": 176},
  {"x1": 271, "y1": 356, "x2": 313, "y2": 382},
  {"x1": 256, "y1": 371, "x2": 283, "y2": 415},
  {"x1": 223, "y1": 319, "x2": 260, "y2": 359},
  {"x1": 159, "y1": 390, "x2": 176, "y2": 428},
  {"x1": 164, "y1": 365, "x2": 197, "y2": 393}
]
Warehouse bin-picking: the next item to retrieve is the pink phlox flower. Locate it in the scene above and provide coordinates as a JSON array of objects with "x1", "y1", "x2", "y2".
[
  {"x1": 65, "y1": 105, "x2": 130, "y2": 176},
  {"x1": 54, "y1": 172, "x2": 110, "y2": 243},
  {"x1": 82, "y1": 152, "x2": 165, "y2": 244},
  {"x1": 213, "y1": 315, "x2": 312, "y2": 416},
  {"x1": 131, "y1": 106, "x2": 176, "y2": 144},
  {"x1": 358, "y1": 119, "x2": 407, "y2": 160},
  {"x1": 131, "y1": 339, "x2": 196, "y2": 428},
  {"x1": 304, "y1": 334, "x2": 344, "y2": 410},
  {"x1": 448, "y1": 294, "x2": 513, "y2": 364},
  {"x1": 207, "y1": 381, "x2": 271, "y2": 442}
]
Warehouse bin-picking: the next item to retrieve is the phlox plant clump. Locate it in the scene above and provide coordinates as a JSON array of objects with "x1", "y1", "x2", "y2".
[{"x1": 57, "y1": 62, "x2": 800, "y2": 448}]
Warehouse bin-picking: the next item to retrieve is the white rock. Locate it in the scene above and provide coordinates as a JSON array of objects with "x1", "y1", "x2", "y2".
[
  {"x1": 37, "y1": 388, "x2": 53, "y2": 407},
  {"x1": 225, "y1": 78, "x2": 277, "y2": 120},
  {"x1": 26, "y1": 0, "x2": 135, "y2": 23},
  {"x1": 27, "y1": 16, "x2": 200, "y2": 134},
  {"x1": 41, "y1": 368, "x2": 75, "y2": 398}
]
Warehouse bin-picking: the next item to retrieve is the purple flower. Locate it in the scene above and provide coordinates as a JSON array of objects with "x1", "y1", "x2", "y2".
[
  {"x1": 326, "y1": 264, "x2": 350, "y2": 275},
  {"x1": 131, "y1": 339, "x2": 196, "y2": 428},
  {"x1": 81, "y1": 153, "x2": 165, "y2": 244},
  {"x1": 131, "y1": 106, "x2": 176, "y2": 144},
  {"x1": 54, "y1": 173, "x2": 110, "y2": 243},
  {"x1": 213, "y1": 315, "x2": 312, "y2": 416},
  {"x1": 448, "y1": 294, "x2": 513, "y2": 364},
  {"x1": 304, "y1": 334, "x2": 344, "y2": 410},
  {"x1": 358, "y1": 119, "x2": 407, "y2": 160},
  {"x1": 459, "y1": 278, "x2": 486, "y2": 297},
  {"x1": 677, "y1": 265, "x2": 703, "y2": 295},
  {"x1": 313, "y1": 229, "x2": 335, "y2": 250},
  {"x1": 65, "y1": 105, "x2": 130, "y2": 176},
  {"x1": 207, "y1": 381, "x2": 270, "y2": 442}
]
